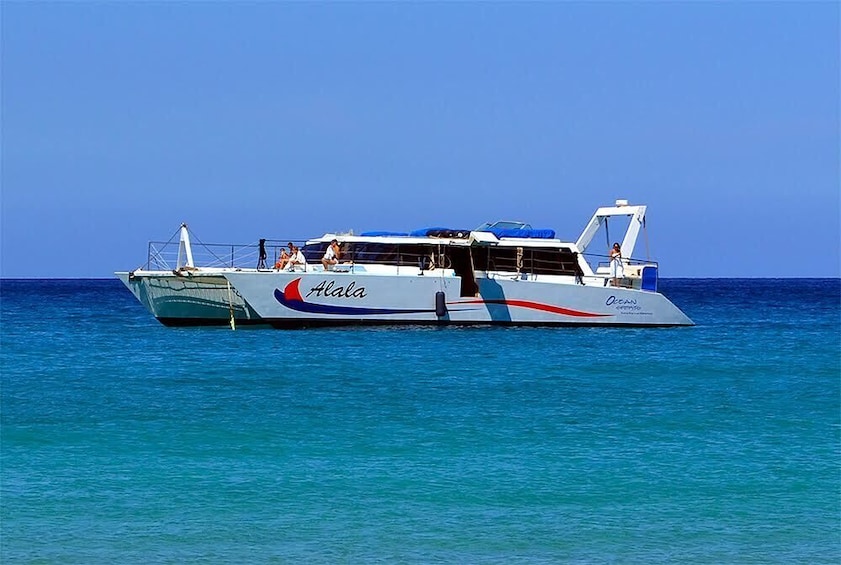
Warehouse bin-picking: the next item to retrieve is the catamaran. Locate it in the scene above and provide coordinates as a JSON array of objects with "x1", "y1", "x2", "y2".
[{"x1": 116, "y1": 201, "x2": 693, "y2": 327}]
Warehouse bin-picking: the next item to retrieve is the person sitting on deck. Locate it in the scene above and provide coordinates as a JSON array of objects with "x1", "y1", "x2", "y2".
[
  {"x1": 286, "y1": 244, "x2": 306, "y2": 271},
  {"x1": 274, "y1": 242, "x2": 294, "y2": 270},
  {"x1": 321, "y1": 239, "x2": 341, "y2": 270}
]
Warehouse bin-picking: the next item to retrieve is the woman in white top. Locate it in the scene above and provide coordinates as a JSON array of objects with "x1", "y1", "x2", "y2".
[
  {"x1": 609, "y1": 242, "x2": 624, "y2": 287},
  {"x1": 286, "y1": 245, "x2": 306, "y2": 271}
]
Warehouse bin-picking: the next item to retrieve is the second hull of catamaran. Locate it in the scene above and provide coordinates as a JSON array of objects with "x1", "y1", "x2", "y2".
[{"x1": 115, "y1": 270, "x2": 262, "y2": 326}]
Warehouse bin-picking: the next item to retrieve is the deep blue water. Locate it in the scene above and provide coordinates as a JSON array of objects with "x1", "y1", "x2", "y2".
[{"x1": 2, "y1": 278, "x2": 839, "y2": 563}]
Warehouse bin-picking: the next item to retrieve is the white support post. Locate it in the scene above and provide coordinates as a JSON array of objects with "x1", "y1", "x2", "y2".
[{"x1": 177, "y1": 223, "x2": 195, "y2": 268}]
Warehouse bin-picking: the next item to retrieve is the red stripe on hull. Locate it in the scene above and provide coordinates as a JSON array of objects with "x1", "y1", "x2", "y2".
[{"x1": 453, "y1": 299, "x2": 612, "y2": 318}]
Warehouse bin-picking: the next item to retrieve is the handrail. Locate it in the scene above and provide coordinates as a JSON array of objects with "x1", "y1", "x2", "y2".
[
  {"x1": 143, "y1": 239, "x2": 311, "y2": 271},
  {"x1": 582, "y1": 251, "x2": 658, "y2": 290},
  {"x1": 583, "y1": 251, "x2": 658, "y2": 269},
  {"x1": 140, "y1": 238, "x2": 660, "y2": 279}
]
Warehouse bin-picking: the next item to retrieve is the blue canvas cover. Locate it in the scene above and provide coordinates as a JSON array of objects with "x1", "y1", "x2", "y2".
[{"x1": 409, "y1": 227, "x2": 471, "y2": 238}]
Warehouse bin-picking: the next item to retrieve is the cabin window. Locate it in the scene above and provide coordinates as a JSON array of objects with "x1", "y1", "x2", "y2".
[
  {"x1": 303, "y1": 242, "x2": 440, "y2": 267},
  {"x1": 474, "y1": 247, "x2": 581, "y2": 276},
  {"x1": 302, "y1": 243, "x2": 329, "y2": 263}
]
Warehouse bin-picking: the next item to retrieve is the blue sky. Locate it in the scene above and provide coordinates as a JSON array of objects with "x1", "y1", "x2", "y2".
[{"x1": 2, "y1": 1, "x2": 838, "y2": 278}]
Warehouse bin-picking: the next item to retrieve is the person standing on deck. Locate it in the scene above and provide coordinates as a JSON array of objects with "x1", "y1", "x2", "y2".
[{"x1": 610, "y1": 242, "x2": 624, "y2": 287}]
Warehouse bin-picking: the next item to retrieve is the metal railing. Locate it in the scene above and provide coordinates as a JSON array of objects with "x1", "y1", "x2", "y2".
[
  {"x1": 584, "y1": 252, "x2": 659, "y2": 274},
  {"x1": 140, "y1": 237, "x2": 660, "y2": 282},
  {"x1": 302, "y1": 244, "x2": 442, "y2": 274},
  {"x1": 583, "y1": 252, "x2": 659, "y2": 289},
  {"x1": 143, "y1": 239, "x2": 308, "y2": 271}
]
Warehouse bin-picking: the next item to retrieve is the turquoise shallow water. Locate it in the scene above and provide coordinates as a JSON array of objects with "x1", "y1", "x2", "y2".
[{"x1": 1, "y1": 279, "x2": 839, "y2": 563}]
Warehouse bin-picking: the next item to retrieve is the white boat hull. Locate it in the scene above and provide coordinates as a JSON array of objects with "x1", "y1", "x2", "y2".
[
  {"x1": 223, "y1": 270, "x2": 694, "y2": 327},
  {"x1": 116, "y1": 271, "x2": 263, "y2": 326}
]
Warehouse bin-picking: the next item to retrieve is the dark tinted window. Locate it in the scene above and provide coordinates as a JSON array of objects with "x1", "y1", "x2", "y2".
[
  {"x1": 474, "y1": 247, "x2": 581, "y2": 276},
  {"x1": 307, "y1": 242, "x2": 442, "y2": 267}
]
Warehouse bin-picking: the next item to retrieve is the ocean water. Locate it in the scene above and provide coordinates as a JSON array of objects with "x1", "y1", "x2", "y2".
[{"x1": 1, "y1": 278, "x2": 839, "y2": 563}]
